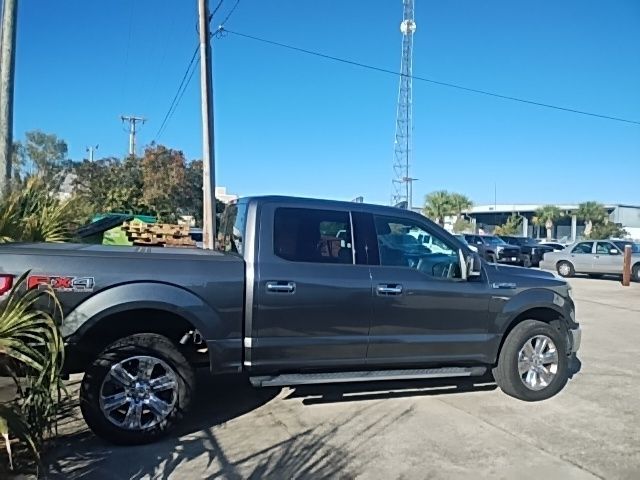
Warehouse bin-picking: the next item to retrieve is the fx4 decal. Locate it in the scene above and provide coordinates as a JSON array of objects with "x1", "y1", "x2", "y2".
[{"x1": 28, "y1": 275, "x2": 95, "y2": 293}]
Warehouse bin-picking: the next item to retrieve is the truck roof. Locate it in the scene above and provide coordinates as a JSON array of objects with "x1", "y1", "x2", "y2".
[{"x1": 243, "y1": 195, "x2": 428, "y2": 220}]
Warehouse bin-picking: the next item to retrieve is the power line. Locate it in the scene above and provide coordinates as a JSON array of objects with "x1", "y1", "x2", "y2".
[
  {"x1": 155, "y1": 45, "x2": 199, "y2": 140},
  {"x1": 210, "y1": 0, "x2": 224, "y2": 21},
  {"x1": 218, "y1": 28, "x2": 640, "y2": 126},
  {"x1": 217, "y1": 0, "x2": 240, "y2": 28}
]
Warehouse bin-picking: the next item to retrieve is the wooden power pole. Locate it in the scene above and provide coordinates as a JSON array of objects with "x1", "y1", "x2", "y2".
[
  {"x1": 0, "y1": 0, "x2": 18, "y2": 196},
  {"x1": 622, "y1": 244, "x2": 632, "y2": 287},
  {"x1": 198, "y1": 0, "x2": 216, "y2": 250}
]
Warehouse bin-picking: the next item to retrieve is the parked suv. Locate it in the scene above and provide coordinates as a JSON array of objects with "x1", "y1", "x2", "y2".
[
  {"x1": 499, "y1": 236, "x2": 554, "y2": 267},
  {"x1": 464, "y1": 234, "x2": 521, "y2": 264}
]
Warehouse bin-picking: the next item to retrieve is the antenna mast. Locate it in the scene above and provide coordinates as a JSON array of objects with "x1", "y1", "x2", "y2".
[{"x1": 391, "y1": 0, "x2": 416, "y2": 209}]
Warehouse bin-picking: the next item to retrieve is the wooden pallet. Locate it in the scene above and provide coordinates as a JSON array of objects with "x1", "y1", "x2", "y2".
[{"x1": 122, "y1": 221, "x2": 195, "y2": 248}]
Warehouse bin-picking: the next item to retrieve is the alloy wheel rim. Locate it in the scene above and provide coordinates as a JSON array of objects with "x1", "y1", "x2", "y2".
[
  {"x1": 99, "y1": 355, "x2": 178, "y2": 431},
  {"x1": 517, "y1": 335, "x2": 558, "y2": 391},
  {"x1": 559, "y1": 264, "x2": 570, "y2": 276}
]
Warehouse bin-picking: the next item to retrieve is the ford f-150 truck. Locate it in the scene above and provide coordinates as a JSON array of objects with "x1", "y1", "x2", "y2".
[{"x1": 0, "y1": 196, "x2": 581, "y2": 445}]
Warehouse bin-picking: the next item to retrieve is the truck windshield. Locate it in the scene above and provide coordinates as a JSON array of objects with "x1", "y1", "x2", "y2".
[
  {"x1": 484, "y1": 236, "x2": 508, "y2": 246},
  {"x1": 217, "y1": 199, "x2": 248, "y2": 255}
]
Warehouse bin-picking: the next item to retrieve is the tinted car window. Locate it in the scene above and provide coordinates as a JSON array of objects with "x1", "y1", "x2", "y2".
[
  {"x1": 374, "y1": 215, "x2": 461, "y2": 279},
  {"x1": 572, "y1": 242, "x2": 593, "y2": 254},
  {"x1": 613, "y1": 241, "x2": 640, "y2": 254},
  {"x1": 273, "y1": 208, "x2": 353, "y2": 264}
]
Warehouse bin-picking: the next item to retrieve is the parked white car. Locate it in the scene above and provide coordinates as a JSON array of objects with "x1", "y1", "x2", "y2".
[{"x1": 539, "y1": 239, "x2": 640, "y2": 281}]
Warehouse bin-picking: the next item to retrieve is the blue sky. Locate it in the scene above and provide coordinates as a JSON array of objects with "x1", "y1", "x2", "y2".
[{"x1": 13, "y1": 0, "x2": 640, "y2": 206}]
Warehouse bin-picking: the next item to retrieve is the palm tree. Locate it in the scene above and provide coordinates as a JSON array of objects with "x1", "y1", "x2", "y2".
[
  {"x1": 576, "y1": 201, "x2": 606, "y2": 238},
  {"x1": 423, "y1": 191, "x2": 452, "y2": 226},
  {"x1": 0, "y1": 177, "x2": 74, "y2": 244},
  {"x1": 449, "y1": 193, "x2": 473, "y2": 221},
  {"x1": 533, "y1": 205, "x2": 563, "y2": 241},
  {"x1": 0, "y1": 272, "x2": 64, "y2": 469}
]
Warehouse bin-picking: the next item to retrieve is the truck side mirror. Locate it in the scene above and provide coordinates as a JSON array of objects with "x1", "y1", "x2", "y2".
[{"x1": 466, "y1": 253, "x2": 482, "y2": 278}]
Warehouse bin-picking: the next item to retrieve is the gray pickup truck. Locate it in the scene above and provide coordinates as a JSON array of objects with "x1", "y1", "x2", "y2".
[{"x1": 0, "y1": 196, "x2": 581, "y2": 444}]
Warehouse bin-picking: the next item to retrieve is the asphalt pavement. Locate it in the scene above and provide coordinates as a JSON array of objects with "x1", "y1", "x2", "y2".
[{"x1": 43, "y1": 276, "x2": 640, "y2": 479}]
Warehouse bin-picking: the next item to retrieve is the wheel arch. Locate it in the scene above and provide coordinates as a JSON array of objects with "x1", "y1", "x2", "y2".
[
  {"x1": 63, "y1": 283, "x2": 225, "y2": 372},
  {"x1": 495, "y1": 306, "x2": 569, "y2": 366}
]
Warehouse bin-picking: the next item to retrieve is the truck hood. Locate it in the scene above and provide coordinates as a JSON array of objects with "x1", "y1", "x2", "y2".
[{"x1": 484, "y1": 262, "x2": 563, "y2": 284}]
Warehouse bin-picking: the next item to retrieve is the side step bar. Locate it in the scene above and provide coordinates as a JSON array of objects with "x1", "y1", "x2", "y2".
[{"x1": 250, "y1": 366, "x2": 487, "y2": 388}]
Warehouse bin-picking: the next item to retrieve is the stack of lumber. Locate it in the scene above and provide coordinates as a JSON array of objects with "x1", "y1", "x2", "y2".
[{"x1": 121, "y1": 222, "x2": 196, "y2": 248}]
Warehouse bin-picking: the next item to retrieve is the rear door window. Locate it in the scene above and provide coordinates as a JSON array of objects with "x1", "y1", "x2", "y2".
[{"x1": 273, "y1": 208, "x2": 353, "y2": 264}]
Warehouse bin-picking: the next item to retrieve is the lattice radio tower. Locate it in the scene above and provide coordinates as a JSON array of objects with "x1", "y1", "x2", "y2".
[{"x1": 391, "y1": 0, "x2": 416, "y2": 209}]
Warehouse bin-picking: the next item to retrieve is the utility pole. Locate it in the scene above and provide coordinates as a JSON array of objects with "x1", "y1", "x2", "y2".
[
  {"x1": 0, "y1": 0, "x2": 18, "y2": 196},
  {"x1": 198, "y1": 0, "x2": 216, "y2": 250},
  {"x1": 86, "y1": 144, "x2": 99, "y2": 161},
  {"x1": 120, "y1": 115, "x2": 145, "y2": 156}
]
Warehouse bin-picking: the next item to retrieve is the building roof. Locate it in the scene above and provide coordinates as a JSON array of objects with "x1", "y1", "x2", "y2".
[{"x1": 468, "y1": 204, "x2": 639, "y2": 214}]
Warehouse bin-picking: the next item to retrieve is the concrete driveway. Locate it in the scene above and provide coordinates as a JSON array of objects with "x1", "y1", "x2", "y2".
[{"x1": 44, "y1": 277, "x2": 640, "y2": 479}]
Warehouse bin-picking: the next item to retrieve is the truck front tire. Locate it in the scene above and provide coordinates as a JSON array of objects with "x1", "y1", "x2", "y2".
[
  {"x1": 80, "y1": 333, "x2": 195, "y2": 445},
  {"x1": 493, "y1": 320, "x2": 569, "y2": 402}
]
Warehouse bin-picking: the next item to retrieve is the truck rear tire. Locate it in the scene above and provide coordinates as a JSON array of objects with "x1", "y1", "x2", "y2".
[
  {"x1": 80, "y1": 333, "x2": 195, "y2": 445},
  {"x1": 493, "y1": 320, "x2": 569, "y2": 402},
  {"x1": 633, "y1": 264, "x2": 640, "y2": 282}
]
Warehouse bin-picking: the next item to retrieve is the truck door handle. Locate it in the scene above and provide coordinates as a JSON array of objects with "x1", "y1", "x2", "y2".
[
  {"x1": 377, "y1": 284, "x2": 403, "y2": 296},
  {"x1": 266, "y1": 281, "x2": 296, "y2": 294}
]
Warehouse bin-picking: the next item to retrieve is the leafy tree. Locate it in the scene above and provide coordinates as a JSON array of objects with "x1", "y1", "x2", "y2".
[
  {"x1": 533, "y1": 205, "x2": 563, "y2": 241},
  {"x1": 449, "y1": 193, "x2": 472, "y2": 219},
  {"x1": 494, "y1": 214, "x2": 523, "y2": 235},
  {"x1": 140, "y1": 145, "x2": 188, "y2": 222},
  {"x1": 452, "y1": 217, "x2": 472, "y2": 233},
  {"x1": 23, "y1": 131, "x2": 68, "y2": 184},
  {"x1": 576, "y1": 201, "x2": 607, "y2": 238},
  {"x1": 73, "y1": 157, "x2": 147, "y2": 216},
  {"x1": 423, "y1": 190, "x2": 452, "y2": 226},
  {"x1": 587, "y1": 221, "x2": 626, "y2": 240}
]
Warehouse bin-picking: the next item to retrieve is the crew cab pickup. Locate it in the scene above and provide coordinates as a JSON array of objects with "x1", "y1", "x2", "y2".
[{"x1": 0, "y1": 196, "x2": 581, "y2": 444}]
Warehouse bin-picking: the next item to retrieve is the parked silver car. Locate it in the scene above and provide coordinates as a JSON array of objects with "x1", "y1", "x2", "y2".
[{"x1": 539, "y1": 240, "x2": 640, "y2": 281}]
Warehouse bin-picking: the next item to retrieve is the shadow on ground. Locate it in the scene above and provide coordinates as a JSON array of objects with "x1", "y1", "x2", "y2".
[{"x1": 43, "y1": 374, "x2": 497, "y2": 479}]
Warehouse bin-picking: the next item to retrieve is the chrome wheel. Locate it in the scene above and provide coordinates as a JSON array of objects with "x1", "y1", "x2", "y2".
[
  {"x1": 99, "y1": 355, "x2": 178, "y2": 431},
  {"x1": 518, "y1": 335, "x2": 558, "y2": 391}
]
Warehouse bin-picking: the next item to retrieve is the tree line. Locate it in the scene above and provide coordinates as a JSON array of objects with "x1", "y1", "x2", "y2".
[
  {"x1": 8, "y1": 130, "x2": 222, "y2": 227},
  {"x1": 422, "y1": 190, "x2": 625, "y2": 240}
]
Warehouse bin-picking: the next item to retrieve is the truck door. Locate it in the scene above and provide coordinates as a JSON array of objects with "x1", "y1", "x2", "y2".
[
  {"x1": 361, "y1": 213, "x2": 494, "y2": 366},
  {"x1": 249, "y1": 203, "x2": 372, "y2": 371}
]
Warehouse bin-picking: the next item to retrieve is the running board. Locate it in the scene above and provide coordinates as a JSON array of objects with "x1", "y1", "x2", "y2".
[{"x1": 250, "y1": 366, "x2": 486, "y2": 387}]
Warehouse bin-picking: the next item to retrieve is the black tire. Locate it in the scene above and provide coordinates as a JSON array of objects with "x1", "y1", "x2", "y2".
[
  {"x1": 556, "y1": 260, "x2": 575, "y2": 278},
  {"x1": 493, "y1": 320, "x2": 569, "y2": 402},
  {"x1": 80, "y1": 333, "x2": 195, "y2": 445},
  {"x1": 521, "y1": 255, "x2": 532, "y2": 268},
  {"x1": 633, "y1": 264, "x2": 640, "y2": 283},
  {"x1": 487, "y1": 253, "x2": 497, "y2": 263}
]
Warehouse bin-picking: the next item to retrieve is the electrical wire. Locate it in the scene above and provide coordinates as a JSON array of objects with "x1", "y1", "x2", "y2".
[
  {"x1": 217, "y1": 0, "x2": 240, "y2": 28},
  {"x1": 210, "y1": 0, "x2": 224, "y2": 22},
  {"x1": 218, "y1": 28, "x2": 640, "y2": 126},
  {"x1": 155, "y1": 45, "x2": 200, "y2": 140}
]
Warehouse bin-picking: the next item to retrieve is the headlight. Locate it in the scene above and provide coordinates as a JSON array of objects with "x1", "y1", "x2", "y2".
[{"x1": 496, "y1": 246, "x2": 504, "y2": 252}]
